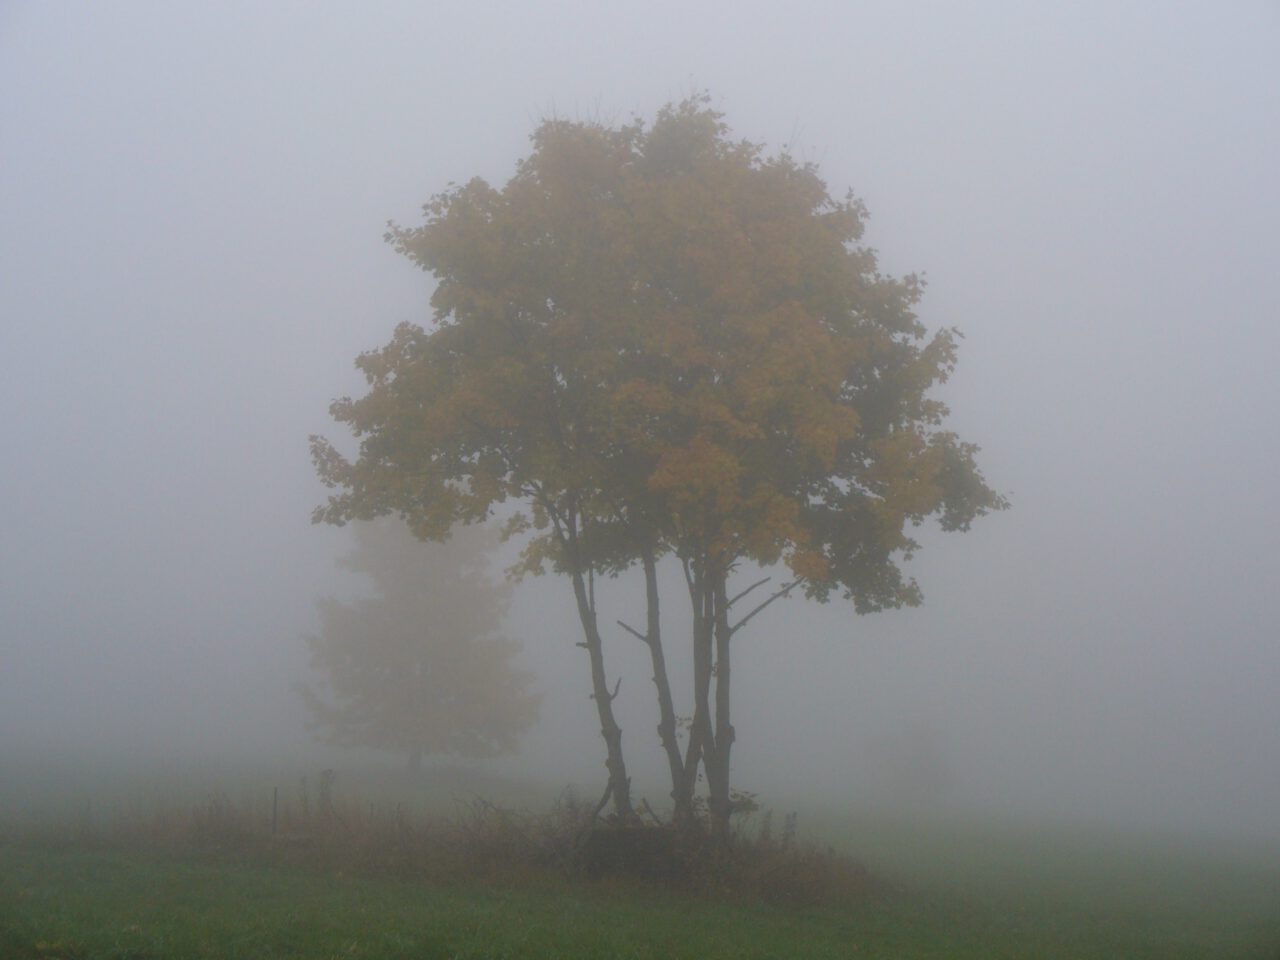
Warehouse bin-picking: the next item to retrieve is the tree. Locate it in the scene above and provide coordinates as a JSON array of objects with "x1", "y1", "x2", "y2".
[
  {"x1": 299, "y1": 520, "x2": 539, "y2": 773},
  {"x1": 312, "y1": 95, "x2": 1004, "y2": 828}
]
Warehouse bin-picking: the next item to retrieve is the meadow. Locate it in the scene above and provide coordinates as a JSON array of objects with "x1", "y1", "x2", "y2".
[{"x1": 3, "y1": 757, "x2": 1278, "y2": 959}]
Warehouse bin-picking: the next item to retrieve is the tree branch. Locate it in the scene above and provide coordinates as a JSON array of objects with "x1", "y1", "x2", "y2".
[
  {"x1": 590, "y1": 676, "x2": 623, "y2": 702},
  {"x1": 616, "y1": 620, "x2": 650, "y2": 646},
  {"x1": 729, "y1": 579, "x2": 803, "y2": 636},
  {"x1": 726, "y1": 576, "x2": 771, "y2": 610}
]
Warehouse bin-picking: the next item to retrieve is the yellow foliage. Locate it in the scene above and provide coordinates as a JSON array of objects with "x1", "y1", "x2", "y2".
[{"x1": 314, "y1": 95, "x2": 1004, "y2": 609}]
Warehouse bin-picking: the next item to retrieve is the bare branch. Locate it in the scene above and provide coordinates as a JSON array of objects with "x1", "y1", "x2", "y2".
[
  {"x1": 726, "y1": 576, "x2": 771, "y2": 610},
  {"x1": 590, "y1": 676, "x2": 623, "y2": 702},
  {"x1": 616, "y1": 620, "x2": 650, "y2": 645},
  {"x1": 729, "y1": 579, "x2": 803, "y2": 636}
]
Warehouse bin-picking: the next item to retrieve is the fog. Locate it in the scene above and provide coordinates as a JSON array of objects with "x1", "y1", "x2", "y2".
[{"x1": 2, "y1": 2, "x2": 1277, "y2": 840}]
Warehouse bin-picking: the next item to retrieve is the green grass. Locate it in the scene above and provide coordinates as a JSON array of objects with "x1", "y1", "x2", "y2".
[
  {"x1": 0, "y1": 842, "x2": 870, "y2": 960},
  {"x1": 4, "y1": 826, "x2": 1279, "y2": 960}
]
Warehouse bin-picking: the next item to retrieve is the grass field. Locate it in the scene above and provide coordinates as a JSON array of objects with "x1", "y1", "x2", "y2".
[
  {"x1": 4, "y1": 812, "x2": 1279, "y2": 959},
  {"x1": 2, "y1": 757, "x2": 1277, "y2": 958}
]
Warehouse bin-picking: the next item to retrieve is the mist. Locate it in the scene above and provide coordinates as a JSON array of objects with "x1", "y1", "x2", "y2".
[{"x1": 2, "y1": 1, "x2": 1278, "y2": 843}]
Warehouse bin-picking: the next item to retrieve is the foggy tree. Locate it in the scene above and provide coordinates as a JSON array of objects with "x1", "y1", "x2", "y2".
[
  {"x1": 298, "y1": 521, "x2": 539, "y2": 773},
  {"x1": 312, "y1": 95, "x2": 1003, "y2": 828}
]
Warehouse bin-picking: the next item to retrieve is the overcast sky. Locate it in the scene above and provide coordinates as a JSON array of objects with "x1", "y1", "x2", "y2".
[{"x1": 2, "y1": 1, "x2": 1278, "y2": 838}]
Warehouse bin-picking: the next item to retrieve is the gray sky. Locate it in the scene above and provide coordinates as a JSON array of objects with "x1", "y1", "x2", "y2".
[{"x1": 2, "y1": 1, "x2": 1278, "y2": 837}]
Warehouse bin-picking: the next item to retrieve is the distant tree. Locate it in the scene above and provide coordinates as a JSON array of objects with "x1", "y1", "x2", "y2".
[
  {"x1": 299, "y1": 521, "x2": 539, "y2": 773},
  {"x1": 312, "y1": 95, "x2": 1004, "y2": 828}
]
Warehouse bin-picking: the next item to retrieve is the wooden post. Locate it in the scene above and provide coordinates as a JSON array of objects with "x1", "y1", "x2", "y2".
[{"x1": 271, "y1": 786, "x2": 278, "y2": 835}]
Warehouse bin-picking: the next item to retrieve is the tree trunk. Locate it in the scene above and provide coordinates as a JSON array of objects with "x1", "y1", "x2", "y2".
[
  {"x1": 685, "y1": 556, "x2": 720, "y2": 832},
  {"x1": 640, "y1": 547, "x2": 695, "y2": 827},
  {"x1": 707, "y1": 572, "x2": 736, "y2": 836},
  {"x1": 569, "y1": 565, "x2": 636, "y2": 823}
]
